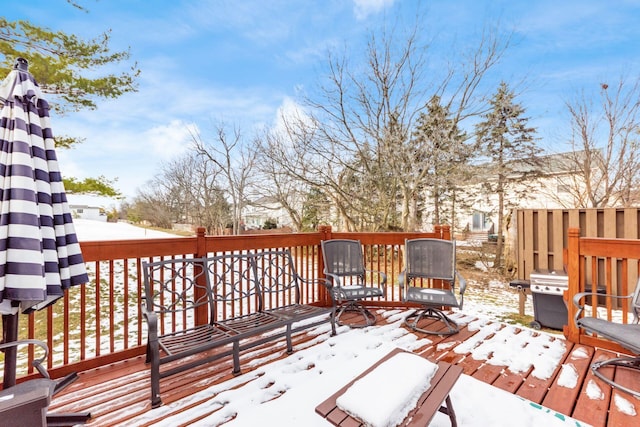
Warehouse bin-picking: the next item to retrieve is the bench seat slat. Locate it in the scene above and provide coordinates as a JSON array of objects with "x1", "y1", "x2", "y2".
[
  {"x1": 159, "y1": 324, "x2": 234, "y2": 356},
  {"x1": 217, "y1": 312, "x2": 287, "y2": 335}
]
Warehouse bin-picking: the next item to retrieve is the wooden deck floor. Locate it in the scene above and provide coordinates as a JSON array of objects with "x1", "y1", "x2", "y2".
[{"x1": 48, "y1": 311, "x2": 638, "y2": 427}]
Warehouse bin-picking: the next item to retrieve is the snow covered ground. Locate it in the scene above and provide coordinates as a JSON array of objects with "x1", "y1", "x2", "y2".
[{"x1": 73, "y1": 219, "x2": 180, "y2": 240}]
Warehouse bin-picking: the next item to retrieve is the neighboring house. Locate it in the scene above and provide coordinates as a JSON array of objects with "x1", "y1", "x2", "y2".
[
  {"x1": 242, "y1": 196, "x2": 293, "y2": 230},
  {"x1": 423, "y1": 151, "x2": 593, "y2": 240},
  {"x1": 69, "y1": 204, "x2": 107, "y2": 222}
]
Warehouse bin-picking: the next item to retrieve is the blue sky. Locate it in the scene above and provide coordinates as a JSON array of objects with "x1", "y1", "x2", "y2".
[{"x1": 5, "y1": 0, "x2": 640, "y2": 203}]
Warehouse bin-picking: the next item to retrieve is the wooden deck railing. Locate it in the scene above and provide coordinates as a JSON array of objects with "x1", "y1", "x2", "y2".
[
  {"x1": 564, "y1": 227, "x2": 640, "y2": 353},
  {"x1": 2, "y1": 225, "x2": 448, "y2": 385}
]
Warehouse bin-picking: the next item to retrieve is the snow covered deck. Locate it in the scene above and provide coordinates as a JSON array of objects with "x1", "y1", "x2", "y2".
[{"x1": 48, "y1": 310, "x2": 637, "y2": 427}]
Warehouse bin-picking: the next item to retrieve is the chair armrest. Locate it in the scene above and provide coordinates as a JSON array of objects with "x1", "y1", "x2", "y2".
[
  {"x1": 573, "y1": 291, "x2": 635, "y2": 325},
  {"x1": 456, "y1": 270, "x2": 467, "y2": 295},
  {"x1": 324, "y1": 272, "x2": 343, "y2": 287},
  {"x1": 573, "y1": 292, "x2": 632, "y2": 309},
  {"x1": 299, "y1": 276, "x2": 332, "y2": 290},
  {"x1": 398, "y1": 271, "x2": 407, "y2": 300},
  {"x1": 299, "y1": 276, "x2": 335, "y2": 295},
  {"x1": 456, "y1": 270, "x2": 467, "y2": 309},
  {"x1": 364, "y1": 269, "x2": 387, "y2": 287},
  {"x1": 142, "y1": 309, "x2": 159, "y2": 342},
  {"x1": 0, "y1": 339, "x2": 50, "y2": 379}
]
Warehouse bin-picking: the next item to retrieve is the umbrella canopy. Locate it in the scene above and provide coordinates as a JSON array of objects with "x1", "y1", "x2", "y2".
[{"x1": 0, "y1": 58, "x2": 88, "y2": 316}]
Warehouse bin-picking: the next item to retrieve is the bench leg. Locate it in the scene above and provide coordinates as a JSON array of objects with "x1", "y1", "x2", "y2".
[
  {"x1": 232, "y1": 341, "x2": 241, "y2": 375},
  {"x1": 148, "y1": 341, "x2": 162, "y2": 408},
  {"x1": 286, "y1": 325, "x2": 293, "y2": 354}
]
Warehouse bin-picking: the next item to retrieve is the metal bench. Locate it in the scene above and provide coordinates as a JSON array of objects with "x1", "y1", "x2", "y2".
[{"x1": 143, "y1": 249, "x2": 335, "y2": 407}]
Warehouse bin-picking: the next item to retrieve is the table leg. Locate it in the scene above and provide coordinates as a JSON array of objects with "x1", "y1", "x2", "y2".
[{"x1": 516, "y1": 286, "x2": 527, "y2": 316}]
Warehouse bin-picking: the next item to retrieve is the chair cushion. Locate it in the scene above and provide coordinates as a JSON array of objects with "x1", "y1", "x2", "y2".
[
  {"x1": 338, "y1": 286, "x2": 384, "y2": 300},
  {"x1": 406, "y1": 287, "x2": 459, "y2": 307},
  {"x1": 577, "y1": 317, "x2": 640, "y2": 354}
]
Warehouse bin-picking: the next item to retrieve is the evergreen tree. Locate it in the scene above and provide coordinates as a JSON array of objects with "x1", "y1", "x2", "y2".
[
  {"x1": 475, "y1": 82, "x2": 540, "y2": 270},
  {"x1": 410, "y1": 96, "x2": 468, "y2": 229},
  {"x1": 0, "y1": 17, "x2": 139, "y2": 116},
  {"x1": 1, "y1": 3, "x2": 140, "y2": 198}
]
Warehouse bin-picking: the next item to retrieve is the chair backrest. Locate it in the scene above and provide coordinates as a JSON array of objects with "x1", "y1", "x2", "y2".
[
  {"x1": 404, "y1": 238, "x2": 455, "y2": 281},
  {"x1": 321, "y1": 239, "x2": 365, "y2": 278}
]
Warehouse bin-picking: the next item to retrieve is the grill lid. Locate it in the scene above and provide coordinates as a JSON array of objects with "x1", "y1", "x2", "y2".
[{"x1": 529, "y1": 270, "x2": 568, "y2": 295}]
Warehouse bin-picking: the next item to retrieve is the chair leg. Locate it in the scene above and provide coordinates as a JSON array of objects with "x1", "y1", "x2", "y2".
[
  {"x1": 46, "y1": 412, "x2": 92, "y2": 426},
  {"x1": 404, "y1": 308, "x2": 459, "y2": 335},
  {"x1": 336, "y1": 301, "x2": 377, "y2": 328},
  {"x1": 591, "y1": 356, "x2": 640, "y2": 398}
]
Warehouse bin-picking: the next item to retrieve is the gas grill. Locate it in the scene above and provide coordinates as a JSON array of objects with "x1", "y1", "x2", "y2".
[{"x1": 528, "y1": 270, "x2": 568, "y2": 330}]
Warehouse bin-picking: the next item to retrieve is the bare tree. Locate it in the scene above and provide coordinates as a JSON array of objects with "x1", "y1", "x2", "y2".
[
  {"x1": 253, "y1": 127, "x2": 311, "y2": 231},
  {"x1": 191, "y1": 122, "x2": 256, "y2": 235},
  {"x1": 564, "y1": 78, "x2": 640, "y2": 207},
  {"x1": 301, "y1": 26, "x2": 420, "y2": 231},
  {"x1": 292, "y1": 18, "x2": 511, "y2": 231},
  {"x1": 133, "y1": 153, "x2": 231, "y2": 233}
]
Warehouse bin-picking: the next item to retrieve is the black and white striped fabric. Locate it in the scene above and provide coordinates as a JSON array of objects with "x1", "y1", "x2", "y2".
[{"x1": 0, "y1": 64, "x2": 88, "y2": 314}]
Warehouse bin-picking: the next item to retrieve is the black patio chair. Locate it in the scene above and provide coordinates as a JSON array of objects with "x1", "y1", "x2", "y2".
[
  {"x1": 0, "y1": 339, "x2": 91, "y2": 426},
  {"x1": 321, "y1": 239, "x2": 386, "y2": 327},
  {"x1": 573, "y1": 279, "x2": 640, "y2": 398},
  {"x1": 0, "y1": 339, "x2": 55, "y2": 427},
  {"x1": 400, "y1": 238, "x2": 467, "y2": 335}
]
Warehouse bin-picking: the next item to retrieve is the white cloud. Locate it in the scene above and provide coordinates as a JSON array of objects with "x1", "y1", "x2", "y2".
[
  {"x1": 144, "y1": 120, "x2": 194, "y2": 160},
  {"x1": 353, "y1": 0, "x2": 395, "y2": 20},
  {"x1": 272, "y1": 96, "x2": 314, "y2": 141}
]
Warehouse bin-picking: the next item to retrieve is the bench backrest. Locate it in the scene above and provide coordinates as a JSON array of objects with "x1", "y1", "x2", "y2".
[
  {"x1": 143, "y1": 250, "x2": 307, "y2": 326},
  {"x1": 203, "y1": 253, "x2": 261, "y2": 321},
  {"x1": 143, "y1": 257, "x2": 213, "y2": 326},
  {"x1": 252, "y1": 250, "x2": 301, "y2": 311}
]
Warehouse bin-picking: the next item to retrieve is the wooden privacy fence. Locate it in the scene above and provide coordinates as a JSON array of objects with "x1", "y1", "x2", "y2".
[{"x1": 516, "y1": 208, "x2": 640, "y2": 288}]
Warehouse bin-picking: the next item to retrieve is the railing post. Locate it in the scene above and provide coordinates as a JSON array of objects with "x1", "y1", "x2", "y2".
[
  {"x1": 194, "y1": 227, "x2": 208, "y2": 326},
  {"x1": 564, "y1": 227, "x2": 581, "y2": 342},
  {"x1": 441, "y1": 225, "x2": 451, "y2": 241},
  {"x1": 317, "y1": 225, "x2": 332, "y2": 306}
]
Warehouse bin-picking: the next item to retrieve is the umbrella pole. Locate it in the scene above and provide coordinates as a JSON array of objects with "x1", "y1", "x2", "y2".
[{"x1": 1, "y1": 313, "x2": 18, "y2": 388}]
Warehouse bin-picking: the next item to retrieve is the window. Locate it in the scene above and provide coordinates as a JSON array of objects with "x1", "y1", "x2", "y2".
[{"x1": 472, "y1": 212, "x2": 485, "y2": 231}]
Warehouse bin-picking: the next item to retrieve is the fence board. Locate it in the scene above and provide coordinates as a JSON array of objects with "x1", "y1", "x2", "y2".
[
  {"x1": 538, "y1": 209, "x2": 549, "y2": 271},
  {"x1": 552, "y1": 210, "x2": 565, "y2": 271}
]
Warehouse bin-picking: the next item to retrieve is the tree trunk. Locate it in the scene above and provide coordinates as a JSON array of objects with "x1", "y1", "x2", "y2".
[{"x1": 494, "y1": 185, "x2": 504, "y2": 270}]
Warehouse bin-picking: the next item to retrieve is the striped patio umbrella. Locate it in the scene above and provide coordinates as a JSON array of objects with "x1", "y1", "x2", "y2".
[{"x1": 0, "y1": 58, "x2": 89, "y2": 387}]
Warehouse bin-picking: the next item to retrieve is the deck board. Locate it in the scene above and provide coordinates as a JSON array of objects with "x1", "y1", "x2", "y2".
[
  {"x1": 48, "y1": 310, "x2": 638, "y2": 426},
  {"x1": 541, "y1": 344, "x2": 594, "y2": 417},
  {"x1": 571, "y1": 348, "x2": 617, "y2": 427},
  {"x1": 516, "y1": 338, "x2": 573, "y2": 404}
]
